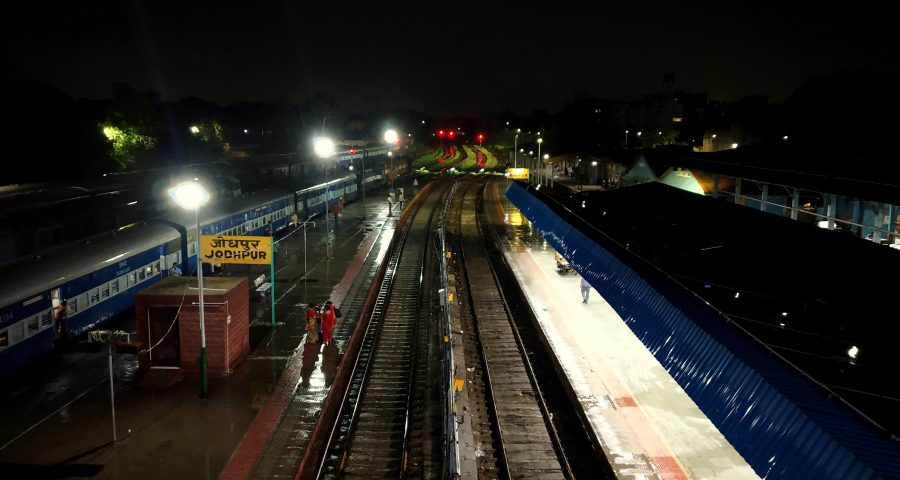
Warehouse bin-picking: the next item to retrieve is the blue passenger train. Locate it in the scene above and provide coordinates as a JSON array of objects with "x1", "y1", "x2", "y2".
[{"x1": 0, "y1": 171, "x2": 369, "y2": 376}]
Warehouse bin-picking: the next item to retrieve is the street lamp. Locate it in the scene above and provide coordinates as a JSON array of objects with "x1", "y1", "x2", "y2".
[
  {"x1": 314, "y1": 136, "x2": 336, "y2": 260},
  {"x1": 384, "y1": 129, "x2": 399, "y2": 188},
  {"x1": 169, "y1": 180, "x2": 210, "y2": 398},
  {"x1": 513, "y1": 128, "x2": 521, "y2": 168},
  {"x1": 543, "y1": 153, "x2": 551, "y2": 187},
  {"x1": 625, "y1": 130, "x2": 629, "y2": 148},
  {"x1": 537, "y1": 138, "x2": 543, "y2": 186}
]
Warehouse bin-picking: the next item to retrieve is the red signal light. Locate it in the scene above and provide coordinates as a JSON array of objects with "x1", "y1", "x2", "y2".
[
  {"x1": 448, "y1": 130, "x2": 456, "y2": 138},
  {"x1": 477, "y1": 133, "x2": 484, "y2": 141},
  {"x1": 349, "y1": 148, "x2": 357, "y2": 154},
  {"x1": 438, "y1": 130, "x2": 445, "y2": 137}
]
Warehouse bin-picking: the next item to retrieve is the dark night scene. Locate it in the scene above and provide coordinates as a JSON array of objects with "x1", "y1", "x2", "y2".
[{"x1": 1, "y1": 1, "x2": 898, "y2": 479}]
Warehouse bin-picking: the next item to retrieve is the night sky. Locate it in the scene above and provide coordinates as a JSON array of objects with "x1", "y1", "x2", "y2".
[{"x1": 2, "y1": 1, "x2": 897, "y2": 116}]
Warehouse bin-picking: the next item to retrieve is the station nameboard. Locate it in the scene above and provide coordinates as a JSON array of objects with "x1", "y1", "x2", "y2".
[
  {"x1": 200, "y1": 235, "x2": 271, "y2": 265},
  {"x1": 505, "y1": 167, "x2": 529, "y2": 180}
]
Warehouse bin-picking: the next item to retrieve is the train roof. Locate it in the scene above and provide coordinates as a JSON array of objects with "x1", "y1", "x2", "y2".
[
  {"x1": 0, "y1": 175, "x2": 356, "y2": 307},
  {"x1": 0, "y1": 221, "x2": 179, "y2": 307}
]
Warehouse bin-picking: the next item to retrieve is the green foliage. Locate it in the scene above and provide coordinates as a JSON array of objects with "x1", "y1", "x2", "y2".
[
  {"x1": 101, "y1": 84, "x2": 162, "y2": 170},
  {"x1": 100, "y1": 123, "x2": 157, "y2": 170}
]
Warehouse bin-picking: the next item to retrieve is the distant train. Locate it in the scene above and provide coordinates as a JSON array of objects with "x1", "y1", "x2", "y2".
[
  {"x1": 0, "y1": 169, "x2": 377, "y2": 376},
  {"x1": 0, "y1": 144, "x2": 401, "y2": 267}
]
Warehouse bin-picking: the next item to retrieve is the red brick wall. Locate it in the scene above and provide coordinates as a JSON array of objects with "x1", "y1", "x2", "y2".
[{"x1": 135, "y1": 278, "x2": 250, "y2": 378}]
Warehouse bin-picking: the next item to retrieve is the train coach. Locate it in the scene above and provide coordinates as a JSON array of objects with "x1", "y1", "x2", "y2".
[{"x1": 0, "y1": 171, "x2": 362, "y2": 376}]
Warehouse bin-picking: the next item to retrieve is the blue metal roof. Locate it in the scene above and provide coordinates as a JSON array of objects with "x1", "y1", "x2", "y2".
[{"x1": 506, "y1": 180, "x2": 900, "y2": 480}]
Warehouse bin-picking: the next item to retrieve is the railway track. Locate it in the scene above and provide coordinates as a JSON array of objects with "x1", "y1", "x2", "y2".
[
  {"x1": 455, "y1": 178, "x2": 569, "y2": 479},
  {"x1": 452, "y1": 178, "x2": 614, "y2": 479},
  {"x1": 315, "y1": 182, "x2": 449, "y2": 479}
]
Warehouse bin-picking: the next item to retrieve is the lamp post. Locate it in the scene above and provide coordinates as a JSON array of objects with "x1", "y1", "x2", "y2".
[
  {"x1": 536, "y1": 138, "x2": 543, "y2": 186},
  {"x1": 314, "y1": 136, "x2": 336, "y2": 260},
  {"x1": 361, "y1": 137, "x2": 367, "y2": 220},
  {"x1": 169, "y1": 181, "x2": 210, "y2": 398},
  {"x1": 544, "y1": 153, "x2": 551, "y2": 187},
  {"x1": 384, "y1": 129, "x2": 399, "y2": 189},
  {"x1": 513, "y1": 128, "x2": 520, "y2": 168}
]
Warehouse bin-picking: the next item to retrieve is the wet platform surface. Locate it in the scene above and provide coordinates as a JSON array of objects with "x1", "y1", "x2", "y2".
[
  {"x1": 487, "y1": 179, "x2": 759, "y2": 480},
  {"x1": 0, "y1": 182, "x2": 411, "y2": 480}
]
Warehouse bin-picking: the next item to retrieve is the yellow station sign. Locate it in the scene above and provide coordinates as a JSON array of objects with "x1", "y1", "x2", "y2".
[
  {"x1": 505, "y1": 167, "x2": 529, "y2": 180},
  {"x1": 200, "y1": 235, "x2": 272, "y2": 265}
]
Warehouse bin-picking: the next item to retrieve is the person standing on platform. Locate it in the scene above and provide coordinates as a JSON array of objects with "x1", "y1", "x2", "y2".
[
  {"x1": 305, "y1": 303, "x2": 319, "y2": 343},
  {"x1": 321, "y1": 301, "x2": 337, "y2": 346},
  {"x1": 580, "y1": 276, "x2": 591, "y2": 304},
  {"x1": 53, "y1": 300, "x2": 67, "y2": 341},
  {"x1": 397, "y1": 188, "x2": 405, "y2": 210}
]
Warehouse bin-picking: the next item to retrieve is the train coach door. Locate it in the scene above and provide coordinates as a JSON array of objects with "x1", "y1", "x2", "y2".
[{"x1": 147, "y1": 307, "x2": 180, "y2": 368}]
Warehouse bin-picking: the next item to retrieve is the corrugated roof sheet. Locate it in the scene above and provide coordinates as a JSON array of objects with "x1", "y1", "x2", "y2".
[{"x1": 507, "y1": 180, "x2": 900, "y2": 480}]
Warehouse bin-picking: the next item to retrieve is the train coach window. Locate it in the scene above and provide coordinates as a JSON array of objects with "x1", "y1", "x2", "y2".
[
  {"x1": 101, "y1": 284, "x2": 110, "y2": 299},
  {"x1": 69, "y1": 297, "x2": 79, "y2": 314},
  {"x1": 90, "y1": 288, "x2": 100, "y2": 305},
  {"x1": 138, "y1": 269, "x2": 146, "y2": 281},
  {"x1": 129, "y1": 272, "x2": 138, "y2": 287},
  {"x1": 0, "y1": 330, "x2": 8, "y2": 349},
  {"x1": 27, "y1": 316, "x2": 39, "y2": 335},
  {"x1": 111, "y1": 279, "x2": 120, "y2": 294},
  {"x1": 40, "y1": 311, "x2": 52, "y2": 329},
  {"x1": 9, "y1": 322, "x2": 24, "y2": 344}
]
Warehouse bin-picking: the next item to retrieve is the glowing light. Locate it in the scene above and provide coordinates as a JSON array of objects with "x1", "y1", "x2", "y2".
[
  {"x1": 847, "y1": 346, "x2": 859, "y2": 359},
  {"x1": 384, "y1": 129, "x2": 399, "y2": 144},
  {"x1": 313, "y1": 137, "x2": 336, "y2": 158},
  {"x1": 190, "y1": 125, "x2": 200, "y2": 134},
  {"x1": 102, "y1": 126, "x2": 118, "y2": 139},
  {"x1": 169, "y1": 181, "x2": 209, "y2": 210}
]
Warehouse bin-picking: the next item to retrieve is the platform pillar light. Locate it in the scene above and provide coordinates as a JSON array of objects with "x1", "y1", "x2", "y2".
[
  {"x1": 314, "y1": 136, "x2": 336, "y2": 260},
  {"x1": 169, "y1": 181, "x2": 210, "y2": 399}
]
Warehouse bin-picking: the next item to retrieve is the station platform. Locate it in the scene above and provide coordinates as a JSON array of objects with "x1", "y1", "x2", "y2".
[
  {"x1": 0, "y1": 180, "x2": 413, "y2": 480},
  {"x1": 486, "y1": 180, "x2": 759, "y2": 480}
]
